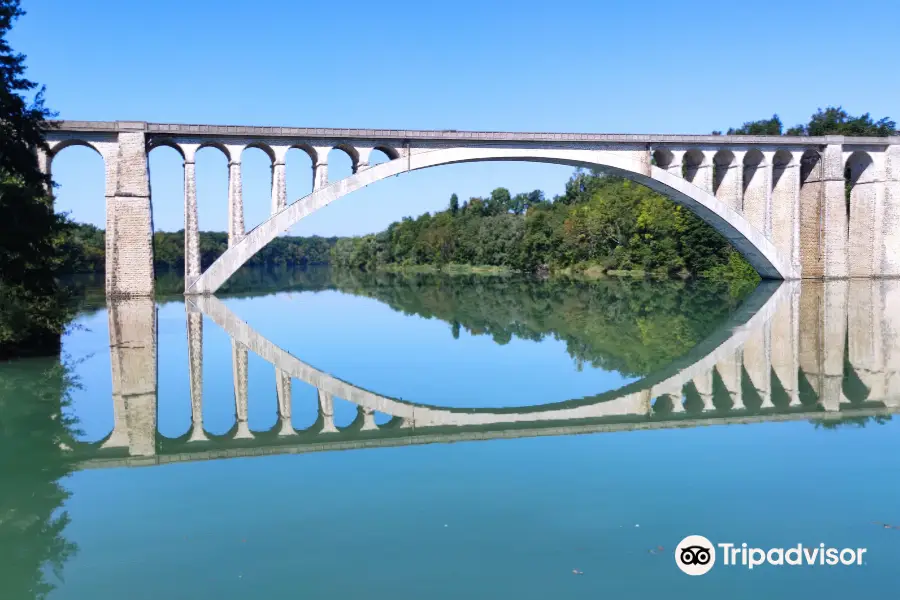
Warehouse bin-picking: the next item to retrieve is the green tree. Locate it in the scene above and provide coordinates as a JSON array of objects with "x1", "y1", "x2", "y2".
[
  {"x1": 449, "y1": 193, "x2": 459, "y2": 215},
  {"x1": 0, "y1": 0, "x2": 76, "y2": 358},
  {"x1": 725, "y1": 114, "x2": 783, "y2": 135},
  {"x1": 786, "y1": 106, "x2": 897, "y2": 136}
]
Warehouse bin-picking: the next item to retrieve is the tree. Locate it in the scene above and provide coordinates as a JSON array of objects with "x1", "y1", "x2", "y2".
[
  {"x1": 725, "y1": 114, "x2": 783, "y2": 136},
  {"x1": 786, "y1": 106, "x2": 897, "y2": 137},
  {"x1": 0, "y1": 0, "x2": 75, "y2": 358},
  {"x1": 486, "y1": 187, "x2": 512, "y2": 215},
  {"x1": 449, "y1": 193, "x2": 459, "y2": 215}
]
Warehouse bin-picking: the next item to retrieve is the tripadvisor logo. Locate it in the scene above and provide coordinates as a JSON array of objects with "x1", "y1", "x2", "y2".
[{"x1": 675, "y1": 535, "x2": 867, "y2": 576}]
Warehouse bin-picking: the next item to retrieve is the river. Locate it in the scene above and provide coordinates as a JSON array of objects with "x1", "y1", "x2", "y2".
[{"x1": 1, "y1": 269, "x2": 898, "y2": 599}]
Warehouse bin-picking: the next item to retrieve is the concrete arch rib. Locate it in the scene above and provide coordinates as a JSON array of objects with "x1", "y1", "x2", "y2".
[{"x1": 190, "y1": 148, "x2": 795, "y2": 294}]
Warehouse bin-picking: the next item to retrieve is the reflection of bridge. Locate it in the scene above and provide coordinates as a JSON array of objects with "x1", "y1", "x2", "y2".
[
  {"x1": 43, "y1": 121, "x2": 900, "y2": 298},
  {"x1": 73, "y1": 280, "x2": 900, "y2": 470}
]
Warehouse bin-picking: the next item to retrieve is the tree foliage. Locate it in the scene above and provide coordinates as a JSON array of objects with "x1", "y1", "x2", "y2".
[
  {"x1": 60, "y1": 223, "x2": 338, "y2": 273},
  {"x1": 0, "y1": 0, "x2": 75, "y2": 358},
  {"x1": 331, "y1": 175, "x2": 755, "y2": 283},
  {"x1": 715, "y1": 106, "x2": 898, "y2": 137}
]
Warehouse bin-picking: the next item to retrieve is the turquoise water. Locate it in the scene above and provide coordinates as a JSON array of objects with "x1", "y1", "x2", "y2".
[{"x1": 2, "y1": 271, "x2": 898, "y2": 599}]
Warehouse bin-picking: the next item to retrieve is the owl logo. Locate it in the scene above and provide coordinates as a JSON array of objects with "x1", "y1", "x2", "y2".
[{"x1": 675, "y1": 535, "x2": 716, "y2": 575}]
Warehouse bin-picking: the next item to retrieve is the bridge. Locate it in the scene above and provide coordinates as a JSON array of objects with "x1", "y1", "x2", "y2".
[
  {"x1": 69, "y1": 279, "x2": 900, "y2": 469},
  {"x1": 41, "y1": 121, "x2": 900, "y2": 297}
]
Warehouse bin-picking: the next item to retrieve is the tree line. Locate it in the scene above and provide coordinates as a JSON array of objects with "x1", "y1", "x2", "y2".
[
  {"x1": 62, "y1": 222, "x2": 337, "y2": 273},
  {"x1": 330, "y1": 173, "x2": 760, "y2": 283}
]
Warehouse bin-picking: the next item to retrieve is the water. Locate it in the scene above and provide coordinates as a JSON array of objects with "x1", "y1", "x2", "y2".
[{"x1": 2, "y1": 269, "x2": 898, "y2": 599}]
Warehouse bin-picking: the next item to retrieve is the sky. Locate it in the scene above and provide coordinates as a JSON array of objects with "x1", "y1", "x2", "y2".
[{"x1": 11, "y1": 0, "x2": 900, "y2": 236}]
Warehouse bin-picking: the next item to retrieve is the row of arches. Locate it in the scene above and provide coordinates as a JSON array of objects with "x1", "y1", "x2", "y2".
[
  {"x1": 46, "y1": 137, "x2": 399, "y2": 237},
  {"x1": 652, "y1": 146, "x2": 882, "y2": 277}
]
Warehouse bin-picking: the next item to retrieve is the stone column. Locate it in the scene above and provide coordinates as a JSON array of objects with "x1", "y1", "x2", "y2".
[
  {"x1": 692, "y1": 371, "x2": 716, "y2": 412},
  {"x1": 275, "y1": 368, "x2": 294, "y2": 436},
  {"x1": 715, "y1": 150, "x2": 743, "y2": 212},
  {"x1": 105, "y1": 298, "x2": 158, "y2": 456},
  {"x1": 354, "y1": 146, "x2": 374, "y2": 173},
  {"x1": 186, "y1": 308, "x2": 207, "y2": 442},
  {"x1": 232, "y1": 341, "x2": 253, "y2": 438},
  {"x1": 312, "y1": 146, "x2": 331, "y2": 191},
  {"x1": 313, "y1": 160, "x2": 328, "y2": 191},
  {"x1": 847, "y1": 153, "x2": 881, "y2": 278},
  {"x1": 271, "y1": 159, "x2": 287, "y2": 215},
  {"x1": 799, "y1": 151, "x2": 825, "y2": 278},
  {"x1": 318, "y1": 389, "x2": 338, "y2": 433},
  {"x1": 882, "y1": 146, "x2": 900, "y2": 277},
  {"x1": 106, "y1": 125, "x2": 154, "y2": 297},
  {"x1": 667, "y1": 393, "x2": 685, "y2": 413},
  {"x1": 183, "y1": 147, "x2": 201, "y2": 291},
  {"x1": 228, "y1": 159, "x2": 244, "y2": 247},
  {"x1": 772, "y1": 156, "x2": 801, "y2": 274},
  {"x1": 716, "y1": 350, "x2": 744, "y2": 411},
  {"x1": 822, "y1": 142, "x2": 848, "y2": 279}
]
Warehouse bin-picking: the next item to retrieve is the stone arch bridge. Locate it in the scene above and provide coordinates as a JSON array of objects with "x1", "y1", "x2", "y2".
[{"x1": 42, "y1": 121, "x2": 900, "y2": 297}]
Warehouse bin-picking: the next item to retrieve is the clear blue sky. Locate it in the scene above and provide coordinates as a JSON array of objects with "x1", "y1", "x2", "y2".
[{"x1": 12, "y1": 0, "x2": 900, "y2": 236}]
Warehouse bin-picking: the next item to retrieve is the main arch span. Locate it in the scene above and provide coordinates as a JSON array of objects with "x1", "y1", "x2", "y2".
[
  {"x1": 190, "y1": 146, "x2": 792, "y2": 294},
  {"x1": 42, "y1": 121, "x2": 900, "y2": 297}
]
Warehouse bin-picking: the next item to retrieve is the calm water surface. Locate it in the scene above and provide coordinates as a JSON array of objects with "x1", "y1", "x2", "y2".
[{"x1": 2, "y1": 269, "x2": 898, "y2": 599}]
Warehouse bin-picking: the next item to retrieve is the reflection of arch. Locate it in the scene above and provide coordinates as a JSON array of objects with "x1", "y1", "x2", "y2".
[
  {"x1": 192, "y1": 147, "x2": 795, "y2": 293},
  {"x1": 189, "y1": 280, "x2": 787, "y2": 428}
]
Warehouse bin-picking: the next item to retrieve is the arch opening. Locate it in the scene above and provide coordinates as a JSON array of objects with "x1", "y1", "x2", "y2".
[
  {"x1": 241, "y1": 146, "x2": 274, "y2": 234},
  {"x1": 652, "y1": 148, "x2": 675, "y2": 170},
  {"x1": 148, "y1": 145, "x2": 186, "y2": 272},
  {"x1": 195, "y1": 145, "x2": 230, "y2": 267},
  {"x1": 327, "y1": 147, "x2": 355, "y2": 183}
]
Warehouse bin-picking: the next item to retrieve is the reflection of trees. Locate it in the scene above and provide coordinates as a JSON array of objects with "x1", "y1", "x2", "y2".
[
  {"x1": 0, "y1": 357, "x2": 81, "y2": 600},
  {"x1": 324, "y1": 270, "x2": 751, "y2": 377},
  {"x1": 812, "y1": 416, "x2": 892, "y2": 430}
]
